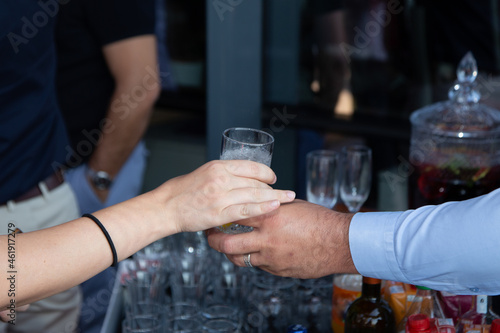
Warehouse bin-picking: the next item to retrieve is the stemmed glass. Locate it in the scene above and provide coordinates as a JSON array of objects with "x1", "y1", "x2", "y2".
[
  {"x1": 218, "y1": 127, "x2": 275, "y2": 234},
  {"x1": 340, "y1": 145, "x2": 372, "y2": 213},
  {"x1": 306, "y1": 150, "x2": 341, "y2": 209}
]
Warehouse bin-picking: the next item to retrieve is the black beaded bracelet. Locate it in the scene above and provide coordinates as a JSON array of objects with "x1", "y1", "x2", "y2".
[{"x1": 82, "y1": 213, "x2": 118, "y2": 267}]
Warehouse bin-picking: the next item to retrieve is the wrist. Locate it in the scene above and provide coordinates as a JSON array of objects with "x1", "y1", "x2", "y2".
[
  {"x1": 149, "y1": 178, "x2": 182, "y2": 235},
  {"x1": 91, "y1": 193, "x2": 172, "y2": 262},
  {"x1": 327, "y1": 210, "x2": 357, "y2": 274},
  {"x1": 140, "y1": 189, "x2": 179, "y2": 238}
]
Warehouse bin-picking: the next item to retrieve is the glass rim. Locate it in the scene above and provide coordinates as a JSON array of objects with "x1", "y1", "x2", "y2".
[
  {"x1": 222, "y1": 127, "x2": 275, "y2": 146},
  {"x1": 252, "y1": 274, "x2": 297, "y2": 289},
  {"x1": 306, "y1": 149, "x2": 340, "y2": 158},
  {"x1": 203, "y1": 318, "x2": 239, "y2": 329},
  {"x1": 202, "y1": 304, "x2": 239, "y2": 319},
  {"x1": 342, "y1": 145, "x2": 372, "y2": 154},
  {"x1": 122, "y1": 316, "x2": 162, "y2": 331}
]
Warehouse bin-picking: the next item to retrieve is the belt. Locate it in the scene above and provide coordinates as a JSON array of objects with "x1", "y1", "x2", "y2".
[{"x1": 1, "y1": 170, "x2": 65, "y2": 206}]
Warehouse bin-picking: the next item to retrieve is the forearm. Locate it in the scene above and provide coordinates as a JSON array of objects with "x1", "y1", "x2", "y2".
[
  {"x1": 350, "y1": 188, "x2": 500, "y2": 294},
  {"x1": 90, "y1": 34, "x2": 160, "y2": 177},
  {"x1": 1, "y1": 190, "x2": 168, "y2": 309},
  {"x1": 0, "y1": 160, "x2": 295, "y2": 308},
  {"x1": 88, "y1": 83, "x2": 158, "y2": 177}
]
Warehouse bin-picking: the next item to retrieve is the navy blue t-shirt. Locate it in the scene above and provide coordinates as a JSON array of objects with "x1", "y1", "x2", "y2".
[
  {"x1": 55, "y1": 0, "x2": 155, "y2": 165},
  {"x1": 0, "y1": 0, "x2": 70, "y2": 203}
]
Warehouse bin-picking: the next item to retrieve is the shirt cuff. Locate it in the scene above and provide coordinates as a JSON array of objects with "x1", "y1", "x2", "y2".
[{"x1": 349, "y1": 211, "x2": 409, "y2": 282}]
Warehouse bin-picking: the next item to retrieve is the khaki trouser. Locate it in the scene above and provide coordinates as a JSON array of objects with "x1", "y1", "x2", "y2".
[{"x1": 0, "y1": 182, "x2": 82, "y2": 333}]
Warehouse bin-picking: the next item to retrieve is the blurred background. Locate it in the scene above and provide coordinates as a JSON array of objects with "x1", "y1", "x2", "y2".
[{"x1": 144, "y1": 0, "x2": 500, "y2": 211}]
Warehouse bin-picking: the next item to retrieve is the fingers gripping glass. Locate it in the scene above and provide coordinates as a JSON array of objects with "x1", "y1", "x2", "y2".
[{"x1": 218, "y1": 127, "x2": 275, "y2": 234}]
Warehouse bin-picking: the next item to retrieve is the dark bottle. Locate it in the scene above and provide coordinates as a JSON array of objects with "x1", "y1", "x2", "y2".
[{"x1": 344, "y1": 277, "x2": 396, "y2": 333}]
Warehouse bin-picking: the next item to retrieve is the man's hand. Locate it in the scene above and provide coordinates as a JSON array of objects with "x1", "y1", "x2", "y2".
[{"x1": 207, "y1": 200, "x2": 357, "y2": 279}]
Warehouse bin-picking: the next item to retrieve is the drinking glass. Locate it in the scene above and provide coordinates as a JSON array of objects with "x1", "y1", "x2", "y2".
[
  {"x1": 306, "y1": 150, "x2": 341, "y2": 209},
  {"x1": 247, "y1": 271, "x2": 297, "y2": 332},
  {"x1": 166, "y1": 302, "x2": 200, "y2": 320},
  {"x1": 164, "y1": 317, "x2": 203, "y2": 333},
  {"x1": 296, "y1": 275, "x2": 334, "y2": 332},
  {"x1": 203, "y1": 318, "x2": 240, "y2": 332},
  {"x1": 125, "y1": 302, "x2": 167, "y2": 321},
  {"x1": 170, "y1": 270, "x2": 207, "y2": 307},
  {"x1": 218, "y1": 127, "x2": 275, "y2": 234},
  {"x1": 340, "y1": 145, "x2": 372, "y2": 213},
  {"x1": 123, "y1": 267, "x2": 170, "y2": 306},
  {"x1": 169, "y1": 231, "x2": 210, "y2": 275},
  {"x1": 202, "y1": 304, "x2": 240, "y2": 321},
  {"x1": 133, "y1": 238, "x2": 172, "y2": 271},
  {"x1": 122, "y1": 316, "x2": 163, "y2": 333}
]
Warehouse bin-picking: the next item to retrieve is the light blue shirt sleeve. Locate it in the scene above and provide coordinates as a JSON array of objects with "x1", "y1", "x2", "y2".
[{"x1": 349, "y1": 188, "x2": 500, "y2": 295}]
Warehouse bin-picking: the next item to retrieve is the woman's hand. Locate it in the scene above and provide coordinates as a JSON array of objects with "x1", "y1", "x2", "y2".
[{"x1": 154, "y1": 160, "x2": 296, "y2": 234}]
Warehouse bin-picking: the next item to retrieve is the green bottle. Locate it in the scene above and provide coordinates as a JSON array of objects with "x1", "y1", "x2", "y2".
[{"x1": 344, "y1": 276, "x2": 396, "y2": 333}]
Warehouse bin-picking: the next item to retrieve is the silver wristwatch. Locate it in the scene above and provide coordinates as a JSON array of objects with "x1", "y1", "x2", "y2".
[{"x1": 87, "y1": 169, "x2": 113, "y2": 190}]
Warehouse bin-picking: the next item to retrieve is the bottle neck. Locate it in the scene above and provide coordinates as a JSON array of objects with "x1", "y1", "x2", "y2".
[
  {"x1": 414, "y1": 286, "x2": 433, "y2": 300},
  {"x1": 361, "y1": 276, "x2": 382, "y2": 300}
]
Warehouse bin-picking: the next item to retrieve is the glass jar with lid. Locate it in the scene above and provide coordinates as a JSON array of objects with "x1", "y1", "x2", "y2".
[{"x1": 409, "y1": 52, "x2": 500, "y2": 208}]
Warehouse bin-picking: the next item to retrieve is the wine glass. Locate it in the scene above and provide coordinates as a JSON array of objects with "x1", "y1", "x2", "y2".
[
  {"x1": 306, "y1": 150, "x2": 341, "y2": 209},
  {"x1": 218, "y1": 127, "x2": 275, "y2": 234},
  {"x1": 340, "y1": 145, "x2": 372, "y2": 213}
]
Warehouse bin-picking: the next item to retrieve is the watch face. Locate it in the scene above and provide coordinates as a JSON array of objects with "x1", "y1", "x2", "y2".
[{"x1": 93, "y1": 171, "x2": 112, "y2": 190}]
